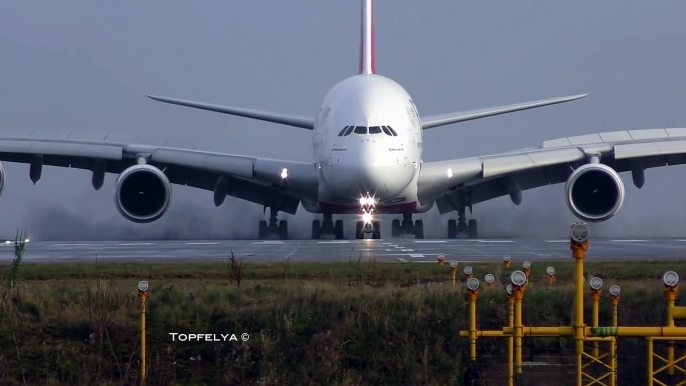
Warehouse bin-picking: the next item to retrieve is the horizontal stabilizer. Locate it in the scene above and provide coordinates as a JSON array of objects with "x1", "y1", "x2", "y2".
[
  {"x1": 147, "y1": 95, "x2": 315, "y2": 130},
  {"x1": 421, "y1": 94, "x2": 588, "y2": 130}
]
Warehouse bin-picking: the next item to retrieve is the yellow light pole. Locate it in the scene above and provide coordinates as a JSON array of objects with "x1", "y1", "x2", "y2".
[
  {"x1": 449, "y1": 261, "x2": 458, "y2": 284},
  {"x1": 466, "y1": 278, "x2": 480, "y2": 361},
  {"x1": 570, "y1": 222, "x2": 590, "y2": 386},
  {"x1": 589, "y1": 277, "x2": 603, "y2": 359},
  {"x1": 507, "y1": 284, "x2": 515, "y2": 386},
  {"x1": 609, "y1": 285, "x2": 620, "y2": 328},
  {"x1": 522, "y1": 261, "x2": 531, "y2": 291},
  {"x1": 503, "y1": 254, "x2": 511, "y2": 268},
  {"x1": 663, "y1": 271, "x2": 679, "y2": 379},
  {"x1": 546, "y1": 267, "x2": 556, "y2": 285},
  {"x1": 511, "y1": 270, "x2": 527, "y2": 377},
  {"x1": 138, "y1": 280, "x2": 149, "y2": 386}
]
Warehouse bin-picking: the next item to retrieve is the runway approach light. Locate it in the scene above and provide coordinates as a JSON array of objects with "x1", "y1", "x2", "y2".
[
  {"x1": 280, "y1": 168, "x2": 288, "y2": 179},
  {"x1": 511, "y1": 270, "x2": 527, "y2": 287},
  {"x1": 610, "y1": 284, "x2": 621, "y2": 297},
  {"x1": 450, "y1": 261, "x2": 458, "y2": 269},
  {"x1": 590, "y1": 277, "x2": 603, "y2": 291},
  {"x1": 467, "y1": 278, "x2": 480, "y2": 292},
  {"x1": 523, "y1": 261, "x2": 531, "y2": 270},
  {"x1": 571, "y1": 222, "x2": 590, "y2": 243},
  {"x1": 5, "y1": 240, "x2": 10, "y2": 244},
  {"x1": 24, "y1": 238, "x2": 29, "y2": 243},
  {"x1": 138, "y1": 280, "x2": 149, "y2": 292},
  {"x1": 503, "y1": 254, "x2": 511, "y2": 267},
  {"x1": 464, "y1": 266, "x2": 473, "y2": 276},
  {"x1": 506, "y1": 284, "x2": 513, "y2": 296},
  {"x1": 546, "y1": 267, "x2": 555, "y2": 276},
  {"x1": 664, "y1": 271, "x2": 680, "y2": 288},
  {"x1": 447, "y1": 167, "x2": 453, "y2": 178},
  {"x1": 484, "y1": 274, "x2": 495, "y2": 286}
]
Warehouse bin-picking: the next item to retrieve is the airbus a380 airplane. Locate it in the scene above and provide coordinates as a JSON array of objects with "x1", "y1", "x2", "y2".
[{"x1": 3, "y1": 0, "x2": 686, "y2": 240}]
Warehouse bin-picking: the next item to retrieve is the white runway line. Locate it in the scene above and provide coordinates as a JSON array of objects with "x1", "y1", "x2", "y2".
[
  {"x1": 409, "y1": 254, "x2": 425, "y2": 258},
  {"x1": 545, "y1": 240, "x2": 568, "y2": 243},
  {"x1": 610, "y1": 240, "x2": 647, "y2": 242},
  {"x1": 318, "y1": 241, "x2": 350, "y2": 244},
  {"x1": 185, "y1": 242, "x2": 220, "y2": 245},
  {"x1": 118, "y1": 243, "x2": 156, "y2": 246},
  {"x1": 401, "y1": 249, "x2": 414, "y2": 252},
  {"x1": 414, "y1": 240, "x2": 447, "y2": 243},
  {"x1": 53, "y1": 243, "x2": 93, "y2": 246},
  {"x1": 478, "y1": 240, "x2": 514, "y2": 243},
  {"x1": 251, "y1": 241, "x2": 284, "y2": 244}
]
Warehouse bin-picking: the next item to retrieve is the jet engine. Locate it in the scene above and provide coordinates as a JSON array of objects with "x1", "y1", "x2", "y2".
[
  {"x1": 115, "y1": 164, "x2": 171, "y2": 223},
  {"x1": 0, "y1": 162, "x2": 5, "y2": 196},
  {"x1": 565, "y1": 163, "x2": 624, "y2": 222}
]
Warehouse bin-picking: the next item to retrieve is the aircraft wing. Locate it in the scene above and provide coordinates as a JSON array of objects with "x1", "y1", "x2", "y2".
[
  {"x1": 417, "y1": 128, "x2": 686, "y2": 213},
  {"x1": 0, "y1": 131, "x2": 319, "y2": 214},
  {"x1": 421, "y1": 94, "x2": 588, "y2": 130}
]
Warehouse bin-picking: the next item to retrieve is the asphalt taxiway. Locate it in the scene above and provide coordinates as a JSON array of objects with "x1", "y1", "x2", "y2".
[{"x1": 1, "y1": 238, "x2": 686, "y2": 263}]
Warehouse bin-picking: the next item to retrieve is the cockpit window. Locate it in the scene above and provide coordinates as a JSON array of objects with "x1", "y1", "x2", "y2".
[
  {"x1": 354, "y1": 126, "x2": 368, "y2": 134},
  {"x1": 344, "y1": 126, "x2": 355, "y2": 136},
  {"x1": 338, "y1": 126, "x2": 349, "y2": 136},
  {"x1": 387, "y1": 126, "x2": 398, "y2": 136},
  {"x1": 369, "y1": 126, "x2": 382, "y2": 134},
  {"x1": 381, "y1": 126, "x2": 392, "y2": 136}
]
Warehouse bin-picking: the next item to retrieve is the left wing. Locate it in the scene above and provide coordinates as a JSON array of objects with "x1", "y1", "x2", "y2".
[
  {"x1": 0, "y1": 131, "x2": 319, "y2": 215},
  {"x1": 421, "y1": 94, "x2": 588, "y2": 130},
  {"x1": 418, "y1": 128, "x2": 686, "y2": 214}
]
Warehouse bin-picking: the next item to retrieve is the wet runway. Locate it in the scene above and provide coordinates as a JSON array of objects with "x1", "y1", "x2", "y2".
[{"x1": 2, "y1": 238, "x2": 686, "y2": 263}]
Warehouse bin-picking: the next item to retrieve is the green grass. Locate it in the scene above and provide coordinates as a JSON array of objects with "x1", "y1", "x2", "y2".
[{"x1": 0, "y1": 260, "x2": 685, "y2": 385}]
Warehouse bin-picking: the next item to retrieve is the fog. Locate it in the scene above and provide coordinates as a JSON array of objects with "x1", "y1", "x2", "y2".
[{"x1": 1, "y1": 1, "x2": 686, "y2": 240}]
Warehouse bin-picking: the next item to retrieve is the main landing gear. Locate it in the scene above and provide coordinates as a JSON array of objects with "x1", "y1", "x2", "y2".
[
  {"x1": 391, "y1": 213, "x2": 424, "y2": 239},
  {"x1": 447, "y1": 205, "x2": 477, "y2": 239},
  {"x1": 312, "y1": 213, "x2": 345, "y2": 239},
  {"x1": 258, "y1": 207, "x2": 288, "y2": 240},
  {"x1": 356, "y1": 220, "x2": 380, "y2": 239}
]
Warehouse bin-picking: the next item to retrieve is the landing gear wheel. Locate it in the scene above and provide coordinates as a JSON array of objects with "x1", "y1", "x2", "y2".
[
  {"x1": 355, "y1": 221, "x2": 364, "y2": 239},
  {"x1": 448, "y1": 219, "x2": 457, "y2": 239},
  {"x1": 391, "y1": 219, "x2": 401, "y2": 237},
  {"x1": 414, "y1": 220, "x2": 424, "y2": 239},
  {"x1": 278, "y1": 221, "x2": 289, "y2": 240},
  {"x1": 372, "y1": 221, "x2": 381, "y2": 239},
  {"x1": 335, "y1": 220, "x2": 344, "y2": 240},
  {"x1": 312, "y1": 220, "x2": 321, "y2": 240},
  {"x1": 259, "y1": 220, "x2": 268, "y2": 240},
  {"x1": 467, "y1": 219, "x2": 478, "y2": 239}
]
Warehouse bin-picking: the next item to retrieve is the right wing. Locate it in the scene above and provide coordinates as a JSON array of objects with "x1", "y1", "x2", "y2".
[
  {"x1": 421, "y1": 94, "x2": 588, "y2": 130},
  {"x1": 0, "y1": 131, "x2": 319, "y2": 215},
  {"x1": 147, "y1": 95, "x2": 316, "y2": 130}
]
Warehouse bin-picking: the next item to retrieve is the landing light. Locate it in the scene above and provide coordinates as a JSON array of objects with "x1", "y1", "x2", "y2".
[
  {"x1": 280, "y1": 168, "x2": 288, "y2": 179},
  {"x1": 5, "y1": 240, "x2": 10, "y2": 244},
  {"x1": 25, "y1": 239, "x2": 29, "y2": 243},
  {"x1": 447, "y1": 168, "x2": 453, "y2": 178},
  {"x1": 362, "y1": 211, "x2": 373, "y2": 224}
]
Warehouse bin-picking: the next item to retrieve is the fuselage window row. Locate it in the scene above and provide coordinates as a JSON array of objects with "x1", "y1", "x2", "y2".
[{"x1": 337, "y1": 125, "x2": 398, "y2": 137}]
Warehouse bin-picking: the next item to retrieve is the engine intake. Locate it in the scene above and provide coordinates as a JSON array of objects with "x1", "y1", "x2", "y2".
[
  {"x1": 565, "y1": 163, "x2": 624, "y2": 222},
  {"x1": 115, "y1": 165, "x2": 171, "y2": 223}
]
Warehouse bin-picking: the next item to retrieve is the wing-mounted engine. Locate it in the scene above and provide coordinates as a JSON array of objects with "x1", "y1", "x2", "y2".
[
  {"x1": 565, "y1": 163, "x2": 625, "y2": 222},
  {"x1": 115, "y1": 164, "x2": 172, "y2": 223}
]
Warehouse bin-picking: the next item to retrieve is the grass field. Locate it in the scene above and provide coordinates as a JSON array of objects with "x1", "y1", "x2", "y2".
[{"x1": 1, "y1": 256, "x2": 686, "y2": 385}]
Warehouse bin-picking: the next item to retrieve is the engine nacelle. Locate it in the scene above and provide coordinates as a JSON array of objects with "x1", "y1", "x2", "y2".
[
  {"x1": 565, "y1": 163, "x2": 624, "y2": 222},
  {"x1": 0, "y1": 161, "x2": 5, "y2": 196},
  {"x1": 115, "y1": 164, "x2": 172, "y2": 223}
]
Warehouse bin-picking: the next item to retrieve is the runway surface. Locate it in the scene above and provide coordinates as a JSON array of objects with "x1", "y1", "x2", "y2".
[{"x1": 2, "y1": 238, "x2": 686, "y2": 263}]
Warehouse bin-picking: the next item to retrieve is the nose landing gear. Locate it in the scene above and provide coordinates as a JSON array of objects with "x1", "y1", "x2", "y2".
[{"x1": 356, "y1": 220, "x2": 380, "y2": 239}]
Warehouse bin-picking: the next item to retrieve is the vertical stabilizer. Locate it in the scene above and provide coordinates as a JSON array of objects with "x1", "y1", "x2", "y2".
[{"x1": 358, "y1": 0, "x2": 376, "y2": 75}]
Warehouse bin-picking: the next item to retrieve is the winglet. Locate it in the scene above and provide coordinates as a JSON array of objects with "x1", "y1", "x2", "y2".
[{"x1": 358, "y1": 0, "x2": 376, "y2": 75}]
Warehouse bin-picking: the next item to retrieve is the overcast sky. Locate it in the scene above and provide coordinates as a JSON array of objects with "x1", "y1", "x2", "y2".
[{"x1": 1, "y1": 1, "x2": 686, "y2": 240}]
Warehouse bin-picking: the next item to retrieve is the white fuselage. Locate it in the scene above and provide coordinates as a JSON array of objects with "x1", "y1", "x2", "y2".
[{"x1": 308, "y1": 74, "x2": 424, "y2": 214}]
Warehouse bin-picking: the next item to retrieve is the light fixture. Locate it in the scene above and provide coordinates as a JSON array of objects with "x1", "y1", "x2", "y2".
[
  {"x1": 280, "y1": 168, "x2": 288, "y2": 179},
  {"x1": 450, "y1": 261, "x2": 458, "y2": 269},
  {"x1": 610, "y1": 285, "x2": 621, "y2": 297},
  {"x1": 447, "y1": 168, "x2": 453, "y2": 178},
  {"x1": 506, "y1": 284, "x2": 513, "y2": 295},
  {"x1": 590, "y1": 277, "x2": 603, "y2": 290},
  {"x1": 571, "y1": 222, "x2": 590, "y2": 243},
  {"x1": 138, "y1": 281, "x2": 149, "y2": 292},
  {"x1": 438, "y1": 253, "x2": 446, "y2": 261},
  {"x1": 546, "y1": 267, "x2": 555, "y2": 276},
  {"x1": 664, "y1": 271, "x2": 680, "y2": 287},
  {"x1": 503, "y1": 255, "x2": 511, "y2": 263},
  {"x1": 484, "y1": 274, "x2": 495, "y2": 284},
  {"x1": 464, "y1": 266, "x2": 473, "y2": 275},
  {"x1": 523, "y1": 261, "x2": 531, "y2": 269},
  {"x1": 511, "y1": 271, "x2": 527, "y2": 287},
  {"x1": 467, "y1": 278, "x2": 480, "y2": 291}
]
